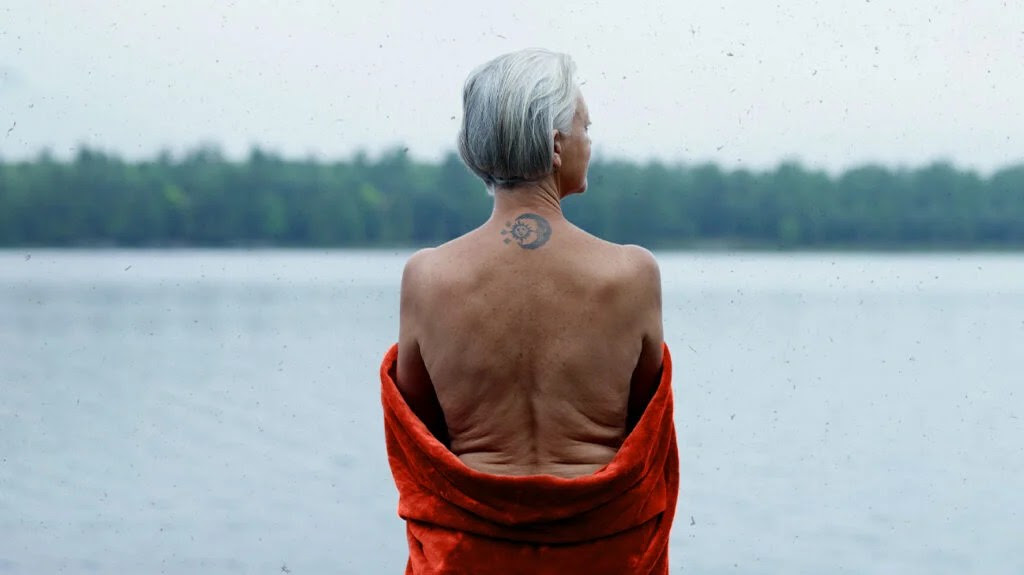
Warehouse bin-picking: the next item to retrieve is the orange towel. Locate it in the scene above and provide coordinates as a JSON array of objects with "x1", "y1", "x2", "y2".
[{"x1": 380, "y1": 343, "x2": 679, "y2": 574}]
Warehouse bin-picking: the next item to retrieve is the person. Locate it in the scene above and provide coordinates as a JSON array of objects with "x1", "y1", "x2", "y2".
[
  {"x1": 381, "y1": 48, "x2": 677, "y2": 574},
  {"x1": 396, "y1": 48, "x2": 665, "y2": 479}
]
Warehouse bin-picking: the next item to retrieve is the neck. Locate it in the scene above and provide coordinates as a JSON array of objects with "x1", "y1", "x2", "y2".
[{"x1": 490, "y1": 176, "x2": 564, "y2": 221}]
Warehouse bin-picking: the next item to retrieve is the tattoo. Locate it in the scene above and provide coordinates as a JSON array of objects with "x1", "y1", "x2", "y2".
[{"x1": 500, "y1": 213, "x2": 552, "y2": 249}]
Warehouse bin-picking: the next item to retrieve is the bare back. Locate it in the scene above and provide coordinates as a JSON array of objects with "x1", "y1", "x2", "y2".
[{"x1": 397, "y1": 210, "x2": 663, "y2": 478}]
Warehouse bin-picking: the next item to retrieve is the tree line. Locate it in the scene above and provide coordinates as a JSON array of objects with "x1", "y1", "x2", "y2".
[{"x1": 1, "y1": 146, "x2": 1022, "y2": 248}]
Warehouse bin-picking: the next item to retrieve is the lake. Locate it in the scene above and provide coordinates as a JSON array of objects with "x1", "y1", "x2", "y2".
[{"x1": 1, "y1": 249, "x2": 1022, "y2": 574}]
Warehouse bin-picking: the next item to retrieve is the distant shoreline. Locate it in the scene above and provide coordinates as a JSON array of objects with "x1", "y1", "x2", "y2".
[
  {"x1": 3, "y1": 243, "x2": 1023, "y2": 253},
  {"x1": 3, "y1": 148, "x2": 1023, "y2": 250}
]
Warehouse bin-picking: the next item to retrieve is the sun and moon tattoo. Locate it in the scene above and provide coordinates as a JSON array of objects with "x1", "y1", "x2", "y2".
[{"x1": 501, "y1": 213, "x2": 552, "y2": 249}]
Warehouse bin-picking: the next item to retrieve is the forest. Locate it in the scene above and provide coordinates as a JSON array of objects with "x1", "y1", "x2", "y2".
[{"x1": 1, "y1": 146, "x2": 1022, "y2": 249}]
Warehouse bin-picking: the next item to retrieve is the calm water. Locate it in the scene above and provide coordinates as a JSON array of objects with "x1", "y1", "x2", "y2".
[{"x1": 1, "y1": 249, "x2": 1022, "y2": 574}]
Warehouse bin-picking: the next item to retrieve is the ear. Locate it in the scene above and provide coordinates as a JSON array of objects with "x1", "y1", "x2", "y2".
[{"x1": 552, "y1": 129, "x2": 563, "y2": 171}]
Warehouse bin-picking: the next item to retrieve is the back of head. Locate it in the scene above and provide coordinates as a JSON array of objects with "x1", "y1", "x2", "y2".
[{"x1": 457, "y1": 48, "x2": 578, "y2": 190}]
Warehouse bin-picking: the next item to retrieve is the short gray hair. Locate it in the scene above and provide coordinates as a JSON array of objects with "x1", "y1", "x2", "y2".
[{"x1": 457, "y1": 48, "x2": 579, "y2": 189}]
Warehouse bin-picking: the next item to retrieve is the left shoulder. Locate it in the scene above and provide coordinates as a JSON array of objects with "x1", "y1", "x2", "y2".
[
  {"x1": 401, "y1": 248, "x2": 437, "y2": 294},
  {"x1": 403, "y1": 247, "x2": 436, "y2": 278},
  {"x1": 400, "y1": 248, "x2": 438, "y2": 327}
]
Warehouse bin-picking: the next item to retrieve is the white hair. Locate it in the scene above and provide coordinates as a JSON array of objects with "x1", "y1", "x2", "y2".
[{"x1": 457, "y1": 48, "x2": 579, "y2": 190}]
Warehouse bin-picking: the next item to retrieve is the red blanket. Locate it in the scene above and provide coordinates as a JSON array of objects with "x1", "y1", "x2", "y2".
[{"x1": 380, "y1": 343, "x2": 678, "y2": 574}]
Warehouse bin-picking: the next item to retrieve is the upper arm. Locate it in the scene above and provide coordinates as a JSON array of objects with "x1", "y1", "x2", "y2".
[
  {"x1": 397, "y1": 249, "x2": 449, "y2": 443},
  {"x1": 625, "y1": 246, "x2": 664, "y2": 429}
]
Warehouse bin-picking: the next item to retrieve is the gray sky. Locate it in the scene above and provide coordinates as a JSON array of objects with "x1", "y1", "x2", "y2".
[{"x1": 1, "y1": 0, "x2": 1022, "y2": 173}]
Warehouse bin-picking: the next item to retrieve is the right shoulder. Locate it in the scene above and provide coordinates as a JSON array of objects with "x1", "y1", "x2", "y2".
[
  {"x1": 612, "y1": 244, "x2": 662, "y2": 319},
  {"x1": 575, "y1": 227, "x2": 660, "y2": 282},
  {"x1": 620, "y1": 244, "x2": 661, "y2": 290}
]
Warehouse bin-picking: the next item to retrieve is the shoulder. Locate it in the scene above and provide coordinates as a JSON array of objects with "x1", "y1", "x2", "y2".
[
  {"x1": 401, "y1": 248, "x2": 437, "y2": 301},
  {"x1": 576, "y1": 240, "x2": 661, "y2": 308},
  {"x1": 621, "y1": 244, "x2": 660, "y2": 274},
  {"x1": 570, "y1": 224, "x2": 660, "y2": 279},
  {"x1": 620, "y1": 244, "x2": 661, "y2": 287},
  {"x1": 403, "y1": 247, "x2": 435, "y2": 278},
  {"x1": 615, "y1": 244, "x2": 662, "y2": 311}
]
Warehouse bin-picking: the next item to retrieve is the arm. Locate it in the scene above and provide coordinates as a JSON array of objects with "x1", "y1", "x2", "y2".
[
  {"x1": 625, "y1": 246, "x2": 664, "y2": 432},
  {"x1": 396, "y1": 250, "x2": 450, "y2": 445}
]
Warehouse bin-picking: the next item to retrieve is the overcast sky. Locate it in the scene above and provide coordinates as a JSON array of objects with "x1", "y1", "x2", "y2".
[{"x1": 1, "y1": 0, "x2": 1022, "y2": 173}]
